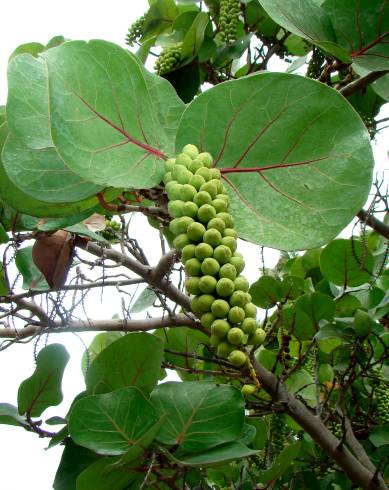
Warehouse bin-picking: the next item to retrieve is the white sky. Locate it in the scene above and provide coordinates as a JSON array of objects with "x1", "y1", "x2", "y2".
[{"x1": 0, "y1": 1, "x2": 388, "y2": 489}]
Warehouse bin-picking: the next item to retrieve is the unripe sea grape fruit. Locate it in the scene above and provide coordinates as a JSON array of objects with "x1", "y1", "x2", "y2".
[
  {"x1": 207, "y1": 217, "x2": 226, "y2": 233},
  {"x1": 181, "y1": 184, "x2": 197, "y2": 202},
  {"x1": 187, "y1": 222, "x2": 206, "y2": 242},
  {"x1": 163, "y1": 171, "x2": 173, "y2": 184},
  {"x1": 182, "y1": 201, "x2": 198, "y2": 218},
  {"x1": 234, "y1": 276, "x2": 249, "y2": 292},
  {"x1": 211, "y1": 299, "x2": 230, "y2": 318},
  {"x1": 248, "y1": 328, "x2": 266, "y2": 345},
  {"x1": 230, "y1": 255, "x2": 245, "y2": 274},
  {"x1": 241, "y1": 384, "x2": 257, "y2": 397},
  {"x1": 223, "y1": 227, "x2": 237, "y2": 238},
  {"x1": 189, "y1": 159, "x2": 204, "y2": 174},
  {"x1": 203, "y1": 228, "x2": 222, "y2": 247},
  {"x1": 217, "y1": 341, "x2": 233, "y2": 357},
  {"x1": 354, "y1": 309, "x2": 373, "y2": 338},
  {"x1": 241, "y1": 317, "x2": 257, "y2": 335},
  {"x1": 199, "y1": 275, "x2": 217, "y2": 294},
  {"x1": 201, "y1": 258, "x2": 220, "y2": 276},
  {"x1": 201, "y1": 312, "x2": 216, "y2": 328},
  {"x1": 198, "y1": 294, "x2": 215, "y2": 312},
  {"x1": 181, "y1": 244, "x2": 196, "y2": 263},
  {"x1": 196, "y1": 167, "x2": 212, "y2": 181},
  {"x1": 169, "y1": 216, "x2": 194, "y2": 235},
  {"x1": 216, "y1": 194, "x2": 229, "y2": 205},
  {"x1": 230, "y1": 290, "x2": 248, "y2": 307},
  {"x1": 210, "y1": 168, "x2": 221, "y2": 179},
  {"x1": 210, "y1": 334, "x2": 221, "y2": 347},
  {"x1": 173, "y1": 233, "x2": 190, "y2": 250},
  {"x1": 213, "y1": 198, "x2": 228, "y2": 213},
  {"x1": 194, "y1": 191, "x2": 213, "y2": 207},
  {"x1": 198, "y1": 152, "x2": 213, "y2": 167},
  {"x1": 195, "y1": 243, "x2": 214, "y2": 260},
  {"x1": 198, "y1": 204, "x2": 217, "y2": 223},
  {"x1": 168, "y1": 200, "x2": 185, "y2": 218},
  {"x1": 165, "y1": 158, "x2": 176, "y2": 171},
  {"x1": 175, "y1": 153, "x2": 192, "y2": 167},
  {"x1": 214, "y1": 245, "x2": 232, "y2": 264},
  {"x1": 216, "y1": 278, "x2": 235, "y2": 297},
  {"x1": 227, "y1": 327, "x2": 245, "y2": 345},
  {"x1": 221, "y1": 236, "x2": 237, "y2": 253},
  {"x1": 185, "y1": 277, "x2": 201, "y2": 295},
  {"x1": 190, "y1": 174, "x2": 206, "y2": 190},
  {"x1": 166, "y1": 182, "x2": 183, "y2": 201},
  {"x1": 191, "y1": 296, "x2": 203, "y2": 315},
  {"x1": 185, "y1": 258, "x2": 202, "y2": 276},
  {"x1": 219, "y1": 263, "x2": 237, "y2": 280},
  {"x1": 228, "y1": 306, "x2": 245, "y2": 324},
  {"x1": 200, "y1": 181, "x2": 218, "y2": 199},
  {"x1": 211, "y1": 319, "x2": 231, "y2": 337},
  {"x1": 217, "y1": 212, "x2": 234, "y2": 227},
  {"x1": 228, "y1": 350, "x2": 247, "y2": 367},
  {"x1": 172, "y1": 165, "x2": 191, "y2": 184},
  {"x1": 183, "y1": 144, "x2": 199, "y2": 159},
  {"x1": 244, "y1": 302, "x2": 257, "y2": 318}
]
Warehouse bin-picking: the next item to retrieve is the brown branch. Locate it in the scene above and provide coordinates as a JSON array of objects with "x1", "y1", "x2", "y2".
[
  {"x1": 251, "y1": 356, "x2": 387, "y2": 490},
  {"x1": 340, "y1": 70, "x2": 389, "y2": 98},
  {"x1": 0, "y1": 315, "x2": 201, "y2": 339},
  {"x1": 357, "y1": 210, "x2": 389, "y2": 240},
  {"x1": 76, "y1": 239, "x2": 191, "y2": 311}
]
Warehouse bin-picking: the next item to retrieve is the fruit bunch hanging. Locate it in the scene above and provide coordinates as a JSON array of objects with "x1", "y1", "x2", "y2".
[
  {"x1": 125, "y1": 15, "x2": 146, "y2": 47},
  {"x1": 164, "y1": 144, "x2": 266, "y2": 370},
  {"x1": 219, "y1": 0, "x2": 240, "y2": 44},
  {"x1": 155, "y1": 46, "x2": 182, "y2": 75}
]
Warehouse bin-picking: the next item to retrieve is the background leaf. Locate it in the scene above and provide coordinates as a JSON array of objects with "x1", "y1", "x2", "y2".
[
  {"x1": 18, "y1": 344, "x2": 70, "y2": 417},
  {"x1": 15, "y1": 246, "x2": 49, "y2": 291}
]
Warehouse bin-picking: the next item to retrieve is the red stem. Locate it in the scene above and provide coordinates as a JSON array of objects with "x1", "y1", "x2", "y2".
[
  {"x1": 351, "y1": 31, "x2": 389, "y2": 56},
  {"x1": 220, "y1": 156, "x2": 328, "y2": 174}
]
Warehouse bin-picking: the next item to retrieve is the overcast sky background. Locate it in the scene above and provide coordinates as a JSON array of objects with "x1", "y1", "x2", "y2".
[{"x1": 0, "y1": 1, "x2": 388, "y2": 489}]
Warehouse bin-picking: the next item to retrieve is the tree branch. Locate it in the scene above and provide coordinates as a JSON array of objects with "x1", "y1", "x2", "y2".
[
  {"x1": 357, "y1": 210, "x2": 389, "y2": 240},
  {"x1": 340, "y1": 70, "x2": 389, "y2": 98},
  {"x1": 0, "y1": 314, "x2": 201, "y2": 339},
  {"x1": 251, "y1": 356, "x2": 387, "y2": 490},
  {"x1": 76, "y1": 239, "x2": 191, "y2": 311}
]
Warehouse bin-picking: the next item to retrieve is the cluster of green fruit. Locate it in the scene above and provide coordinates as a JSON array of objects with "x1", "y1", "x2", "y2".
[
  {"x1": 164, "y1": 144, "x2": 266, "y2": 375},
  {"x1": 219, "y1": 0, "x2": 240, "y2": 44},
  {"x1": 125, "y1": 15, "x2": 146, "y2": 47},
  {"x1": 101, "y1": 219, "x2": 121, "y2": 242},
  {"x1": 155, "y1": 46, "x2": 182, "y2": 75},
  {"x1": 375, "y1": 375, "x2": 389, "y2": 425}
]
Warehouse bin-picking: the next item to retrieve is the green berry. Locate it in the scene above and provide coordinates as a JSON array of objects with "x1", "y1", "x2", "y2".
[
  {"x1": 190, "y1": 174, "x2": 206, "y2": 190},
  {"x1": 217, "y1": 341, "x2": 234, "y2": 357},
  {"x1": 210, "y1": 334, "x2": 221, "y2": 347},
  {"x1": 234, "y1": 276, "x2": 249, "y2": 292},
  {"x1": 227, "y1": 327, "x2": 245, "y2": 345},
  {"x1": 165, "y1": 158, "x2": 176, "y2": 171},
  {"x1": 230, "y1": 290, "x2": 248, "y2": 307},
  {"x1": 198, "y1": 152, "x2": 213, "y2": 167},
  {"x1": 169, "y1": 216, "x2": 194, "y2": 235},
  {"x1": 213, "y1": 198, "x2": 228, "y2": 213},
  {"x1": 166, "y1": 182, "x2": 182, "y2": 201},
  {"x1": 194, "y1": 191, "x2": 213, "y2": 207},
  {"x1": 168, "y1": 200, "x2": 185, "y2": 218},
  {"x1": 191, "y1": 296, "x2": 203, "y2": 315},
  {"x1": 211, "y1": 299, "x2": 230, "y2": 318},
  {"x1": 196, "y1": 167, "x2": 212, "y2": 181},
  {"x1": 181, "y1": 184, "x2": 197, "y2": 202},
  {"x1": 248, "y1": 328, "x2": 266, "y2": 345},
  {"x1": 216, "y1": 212, "x2": 234, "y2": 227},
  {"x1": 207, "y1": 218, "x2": 226, "y2": 233},
  {"x1": 219, "y1": 263, "x2": 237, "y2": 281},
  {"x1": 195, "y1": 242, "x2": 214, "y2": 260},
  {"x1": 244, "y1": 303, "x2": 257, "y2": 318},
  {"x1": 176, "y1": 153, "x2": 193, "y2": 167},
  {"x1": 230, "y1": 255, "x2": 245, "y2": 274},
  {"x1": 181, "y1": 244, "x2": 196, "y2": 263},
  {"x1": 216, "y1": 278, "x2": 235, "y2": 297},
  {"x1": 200, "y1": 182, "x2": 218, "y2": 199},
  {"x1": 182, "y1": 201, "x2": 198, "y2": 218},
  {"x1": 198, "y1": 294, "x2": 215, "y2": 312},
  {"x1": 183, "y1": 144, "x2": 199, "y2": 159},
  {"x1": 185, "y1": 277, "x2": 201, "y2": 295},
  {"x1": 221, "y1": 236, "x2": 237, "y2": 253},
  {"x1": 241, "y1": 384, "x2": 257, "y2": 397},
  {"x1": 214, "y1": 245, "x2": 232, "y2": 264},
  {"x1": 199, "y1": 275, "x2": 218, "y2": 294},
  {"x1": 198, "y1": 204, "x2": 217, "y2": 223},
  {"x1": 187, "y1": 222, "x2": 206, "y2": 242},
  {"x1": 223, "y1": 227, "x2": 237, "y2": 238},
  {"x1": 241, "y1": 317, "x2": 257, "y2": 335},
  {"x1": 189, "y1": 159, "x2": 204, "y2": 174},
  {"x1": 203, "y1": 228, "x2": 222, "y2": 247},
  {"x1": 216, "y1": 194, "x2": 230, "y2": 205},
  {"x1": 201, "y1": 258, "x2": 220, "y2": 276},
  {"x1": 201, "y1": 312, "x2": 216, "y2": 329},
  {"x1": 354, "y1": 309, "x2": 374, "y2": 338},
  {"x1": 228, "y1": 306, "x2": 245, "y2": 324},
  {"x1": 211, "y1": 319, "x2": 231, "y2": 337},
  {"x1": 163, "y1": 171, "x2": 173, "y2": 184},
  {"x1": 210, "y1": 168, "x2": 221, "y2": 179},
  {"x1": 173, "y1": 233, "x2": 190, "y2": 250},
  {"x1": 228, "y1": 350, "x2": 247, "y2": 367},
  {"x1": 172, "y1": 165, "x2": 192, "y2": 184},
  {"x1": 185, "y1": 258, "x2": 202, "y2": 276}
]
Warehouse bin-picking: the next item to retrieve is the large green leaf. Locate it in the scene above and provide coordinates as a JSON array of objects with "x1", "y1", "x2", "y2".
[
  {"x1": 175, "y1": 72, "x2": 374, "y2": 250},
  {"x1": 0, "y1": 403, "x2": 29, "y2": 429},
  {"x1": 150, "y1": 381, "x2": 245, "y2": 452},
  {"x1": 42, "y1": 40, "x2": 171, "y2": 188},
  {"x1": 168, "y1": 441, "x2": 258, "y2": 466},
  {"x1": 181, "y1": 12, "x2": 209, "y2": 59},
  {"x1": 81, "y1": 331, "x2": 124, "y2": 377},
  {"x1": 322, "y1": 0, "x2": 389, "y2": 71},
  {"x1": 68, "y1": 387, "x2": 158, "y2": 455},
  {"x1": 320, "y1": 238, "x2": 375, "y2": 286},
  {"x1": 18, "y1": 344, "x2": 70, "y2": 417},
  {"x1": 53, "y1": 440, "x2": 101, "y2": 490},
  {"x1": 86, "y1": 332, "x2": 164, "y2": 395},
  {"x1": 76, "y1": 457, "x2": 142, "y2": 490},
  {"x1": 5, "y1": 53, "x2": 103, "y2": 203}
]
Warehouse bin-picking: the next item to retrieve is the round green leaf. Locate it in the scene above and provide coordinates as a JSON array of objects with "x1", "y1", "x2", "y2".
[
  {"x1": 175, "y1": 72, "x2": 374, "y2": 250},
  {"x1": 68, "y1": 387, "x2": 158, "y2": 455},
  {"x1": 86, "y1": 332, "x2": 164, "y2": 395},
  {"x1": 249, "y1": 275, "x2": 283, "y2": 308},
  {"x1": 18, "y1": 344, "x2": 70, "y2": 417},
  {"x1": 320, "y1": 238, "x2": 375, "y2": 286},
  {"x1": 150, "y1": 381, "x2": 245, "y2": 452},
  {"x1": 42, "y1": 40, "x2": 171, "y2": 188}
]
